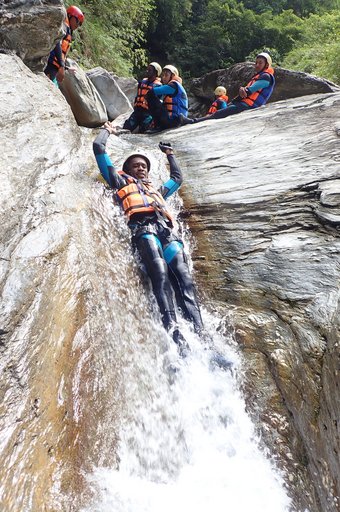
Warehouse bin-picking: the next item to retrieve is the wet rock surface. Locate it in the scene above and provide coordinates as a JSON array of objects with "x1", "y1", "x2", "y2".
[{"x1": 163, "y1": 92, "x2": 340, "y2": 512}]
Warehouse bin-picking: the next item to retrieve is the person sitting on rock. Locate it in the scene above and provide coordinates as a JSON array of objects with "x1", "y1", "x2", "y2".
[
  {"x1": 145, "y1": 65, "x2": 188, "y2": 133},
  {"x1": 44, "y1": 5, "x2": 84, "y2": 85},
  {"x1": 93, "y1": 122, "x2": 204, "y2": 355},
  {"x1": 122, "y1": 62, "x2": 162, "y2": 133},
  {"x1": 206, "y1": 86, "x2": 229, "y2": 115},
  {"x1": 180, "y1": 52, "x2": 275, "y2": 125}
]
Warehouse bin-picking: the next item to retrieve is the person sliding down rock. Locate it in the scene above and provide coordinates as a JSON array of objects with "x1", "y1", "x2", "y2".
[
  {"x1": 93, "y1": 122, "x2": 203, "y2": 356},
  {"x1": 179, "y1": 52, "x2": 275, "y2": 126}
]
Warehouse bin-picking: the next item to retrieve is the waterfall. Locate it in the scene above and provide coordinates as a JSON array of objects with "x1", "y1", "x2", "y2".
[{"x1": 78, "y1": 138, "x2": 292, "y2": 512}]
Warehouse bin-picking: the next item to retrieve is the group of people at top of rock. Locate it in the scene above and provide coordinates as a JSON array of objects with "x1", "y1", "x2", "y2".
[
  {"x1": 46, "y1": 6, "x2": 273, "y2": 363},
  {"x1": 122, "y1": 52, "x2": 275, "y2": 133}
]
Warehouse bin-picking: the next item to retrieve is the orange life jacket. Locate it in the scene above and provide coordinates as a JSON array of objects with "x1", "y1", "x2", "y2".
[
  {"x1": 134, "y1": 77, "x2": 161, "y2": 109},
  {"x1": 241, "y1": 67, "x2": 275, "y2": 108},
  {"x1": 207, "y1": 95, "x2": 229, "y2": 115},
  {"x1": 116, "y1": 173, "x2": 174, "y2": 225},
  {"x1": 53, "y1": 18, "x2": 72, "y2": 69}
]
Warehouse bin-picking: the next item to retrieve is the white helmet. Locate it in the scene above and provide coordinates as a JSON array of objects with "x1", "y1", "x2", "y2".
[
  {"x1": 123, "y1": 152, "x2": 151, "y2": 173},
  {"x1": 149, "y1": 62, "x2": 162, "y2": 77},
  {"x1": 214, "y1": 86, "x2": 227, "y2": 96},
  {"x1": 163, "y1": 64, "x2": 179, "y2": 76},
  {"x1": 256, "y1": 52, "x2": 272, "y2": 68}
]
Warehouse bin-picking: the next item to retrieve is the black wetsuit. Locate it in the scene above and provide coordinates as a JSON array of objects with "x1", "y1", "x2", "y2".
[{"x1": 93, "y1": 129, "x2": 203, "y2": 335}]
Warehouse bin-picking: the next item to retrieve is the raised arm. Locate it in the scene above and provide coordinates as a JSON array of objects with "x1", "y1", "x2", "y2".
[
  {"x1": 93, "y1": 123, "x2": 126, "y2": 190},
  {"x1": 158, "y1": 142, "x2": 183, "y2": 199}
]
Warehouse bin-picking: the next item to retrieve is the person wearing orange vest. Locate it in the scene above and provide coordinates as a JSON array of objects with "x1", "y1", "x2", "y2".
[
  {"x1": 93, "y1": 122, "x2": 204, "y2": 355},
  {"x1": 206, "y1": 86, "x2": 229, "y2": 115},
  {"x1": 180, "y1": 53, "x2": 275, "y2": 125},
  {"x1": 44, "y1": 5, "x2": 84, "y2": 85},
  {"x1": 145, "y1": 65, "x2": 188, "y2": 133},
  {"x1": 123, "y1": 62, "x2": 162, "y2": 133}
]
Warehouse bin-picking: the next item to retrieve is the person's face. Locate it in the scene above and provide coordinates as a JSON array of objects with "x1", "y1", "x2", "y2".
[
  {"x1": 161, "y1": 70, "x2": 172, "y2": 84},
  {"x1": 127, "y1": 157, "x2": 149, "y2": 180},
  {"x1": 146, "y1": 65, "x2": 156, "y2": 79},
  {"x1": 69, "y1": 15, "x2": 82, "y2": 31},
  {"x1": 255, "y1": 57, "x2": 267, "y2": 73}
]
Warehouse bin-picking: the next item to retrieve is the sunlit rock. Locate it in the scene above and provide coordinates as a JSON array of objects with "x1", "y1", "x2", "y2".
[
  {"x1": 59, "y1": 59, "x2": 108, "y2": 128},
  {"x1": 87, "y1": 67, "x2": 132, "y2": 121}
]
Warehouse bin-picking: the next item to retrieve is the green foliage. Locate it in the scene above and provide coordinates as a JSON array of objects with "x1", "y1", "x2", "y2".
[
  {"x1": 64, "y1": 0, "x2": 154, "y2": 75},
  {"x1": 61, "y1": 0, "x2": 340, "y2": 85},
  {"x1": 282, "y1": 11, "x2": 340, "y2": 83}
]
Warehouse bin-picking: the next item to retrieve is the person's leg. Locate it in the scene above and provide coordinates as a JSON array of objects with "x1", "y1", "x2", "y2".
[
  {"x1": 135, "y1": 234, "x2": 177, "y2": 330},
  {"x1": 44, "y1": 63, "x2": 58, "y2": 83},
  {"x1": 180, "y1": 102, "x2": 250, "y2": 125},
  {"x1": 123, "y1": 111, "x2": 139, "y2": 131},
  {"x1": 164, "y1": 241, "x2": 204, "y2": 334},
  {"x1": 145, "y1": 89, "x2": 178, "y2": 130}
]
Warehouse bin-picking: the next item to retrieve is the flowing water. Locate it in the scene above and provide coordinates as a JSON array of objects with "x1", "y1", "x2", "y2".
[
  {"x1": 0, "y1": 132, "x2": 292, "y2": 511},
  {"x1": 78, "y1": 138, "x2": 292, "y2": 512}
]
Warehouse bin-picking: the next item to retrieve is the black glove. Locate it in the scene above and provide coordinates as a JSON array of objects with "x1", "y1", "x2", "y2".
[{"x1": 159, "y1": 142, "x2": 173, "y2": 153}]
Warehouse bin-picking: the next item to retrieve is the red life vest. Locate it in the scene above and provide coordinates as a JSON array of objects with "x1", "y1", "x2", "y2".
[
  {"x1": 207, "y1": 95, "x2": 229, "y2": 115},
  {"x1": 53, "y1": 18, "x2": 72, "y2": 69},
  {"x1": 116, "y1": 173, "x2": 174, "y2": 225},
  {"x1": 242, "y1": 67, "x2": 275, "y2": 108},
  {"x1": 134, "y1": 77, "x2": 161, "y2": 109}
]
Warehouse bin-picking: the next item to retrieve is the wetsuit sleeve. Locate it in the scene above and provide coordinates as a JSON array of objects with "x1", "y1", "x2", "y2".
[
  {"x1": 247, "y1": 77, "x2": 272, "y2": 94},
  {"x1": 152, "y1": 83, "x2": 177, "y2": 97},
  {"x1": 54, "y1": 42, "x2": 64, "y2": 67},
  {"x1": 93, "y1": 129, "x2": 126, "y2": 190},
  {"x1": 218, "y1": 98, "x2": 228, "y2": 109},
  {"x1": 159, "y1": 154, "x2": 183, "y2": 199}
]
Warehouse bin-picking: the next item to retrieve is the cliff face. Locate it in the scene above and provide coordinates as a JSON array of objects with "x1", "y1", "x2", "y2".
[{"x1": 166, "y1": 93, "x2": 340, "y2": 512}]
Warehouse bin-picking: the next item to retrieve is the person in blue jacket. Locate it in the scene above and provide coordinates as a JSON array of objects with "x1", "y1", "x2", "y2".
[
  {"x1": 180, "y1": 52, "x2": 275, "y2": 125},
  {"x1": 93, "y1": 122, "x2": 203, "y2": 355},
  {"x1": 145, "y1": 65, "x2": 188, "y2": 132}
]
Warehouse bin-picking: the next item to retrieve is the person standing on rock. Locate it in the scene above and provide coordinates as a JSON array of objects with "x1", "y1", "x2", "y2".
[
  {"x1": 206, "y1": 86, "x2": 229, "y2": 115},
  {"x1": 122, "y1": 62, "x2": 162, "y2": 133},
  {"x1": 44, "y1": 5, "x2": 84, "y2": 85},
  {"x1": 180, "y1": 52, "x2": 275, "y2": 125},
  {"x1": 144, "y1": 65, "x2": 188, "y2": 133},
  {"x1": 93, "y1": 122, "x2": 204, "y2": 355}
]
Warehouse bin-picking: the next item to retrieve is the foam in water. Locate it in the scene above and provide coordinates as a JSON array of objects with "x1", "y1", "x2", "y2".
[{"x1": 82, "y1": 312, "x2": 291, "y2": 512}]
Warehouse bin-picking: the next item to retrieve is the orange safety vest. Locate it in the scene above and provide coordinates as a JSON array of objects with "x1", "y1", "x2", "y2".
[
  {"x1": 116, "y1": 173, "x2": 174, "y2": 225},
  {"x1": 134, "y1": 77, "x2": 161, "y2": 109},
  {"x1": 241, "y1": 67, "x2": 275, "y2": 108},
  {"x1": 53, "y1": 18, "x2": 72, "y2": 69},
  {"x1": 207, "y1": 94, "x2": 229, "y2": 115}
]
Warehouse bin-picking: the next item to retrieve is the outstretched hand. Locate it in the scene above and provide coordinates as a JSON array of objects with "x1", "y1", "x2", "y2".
[
  {"x1": 103, "y1": 121, "x2": 118, "y2": 135},
  {"x1": 159, "y1": 142, "x2": 174, "y2": 155}
]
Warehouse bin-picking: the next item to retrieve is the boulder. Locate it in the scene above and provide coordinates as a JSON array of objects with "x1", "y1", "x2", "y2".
[
  {"x1": 0, "y1": 0, "x2": 65, "y2": 72},
  {"x1": 59, "y1": 60, "x2": 108, "y2": 128},
  {"x1": 189, "y1": 62, "x2": 339, "y2": 116},
  {"x1": 112, "y1": 75, "x2": 138, "y2": 105},
  {"x1": 87, "y1": 67, "x2": 132, "y2": 121}
]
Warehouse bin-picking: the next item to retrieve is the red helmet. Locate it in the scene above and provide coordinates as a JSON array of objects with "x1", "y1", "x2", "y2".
[{"x1": 67, "y1": 6, "x2": 85, "y2": 25}]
